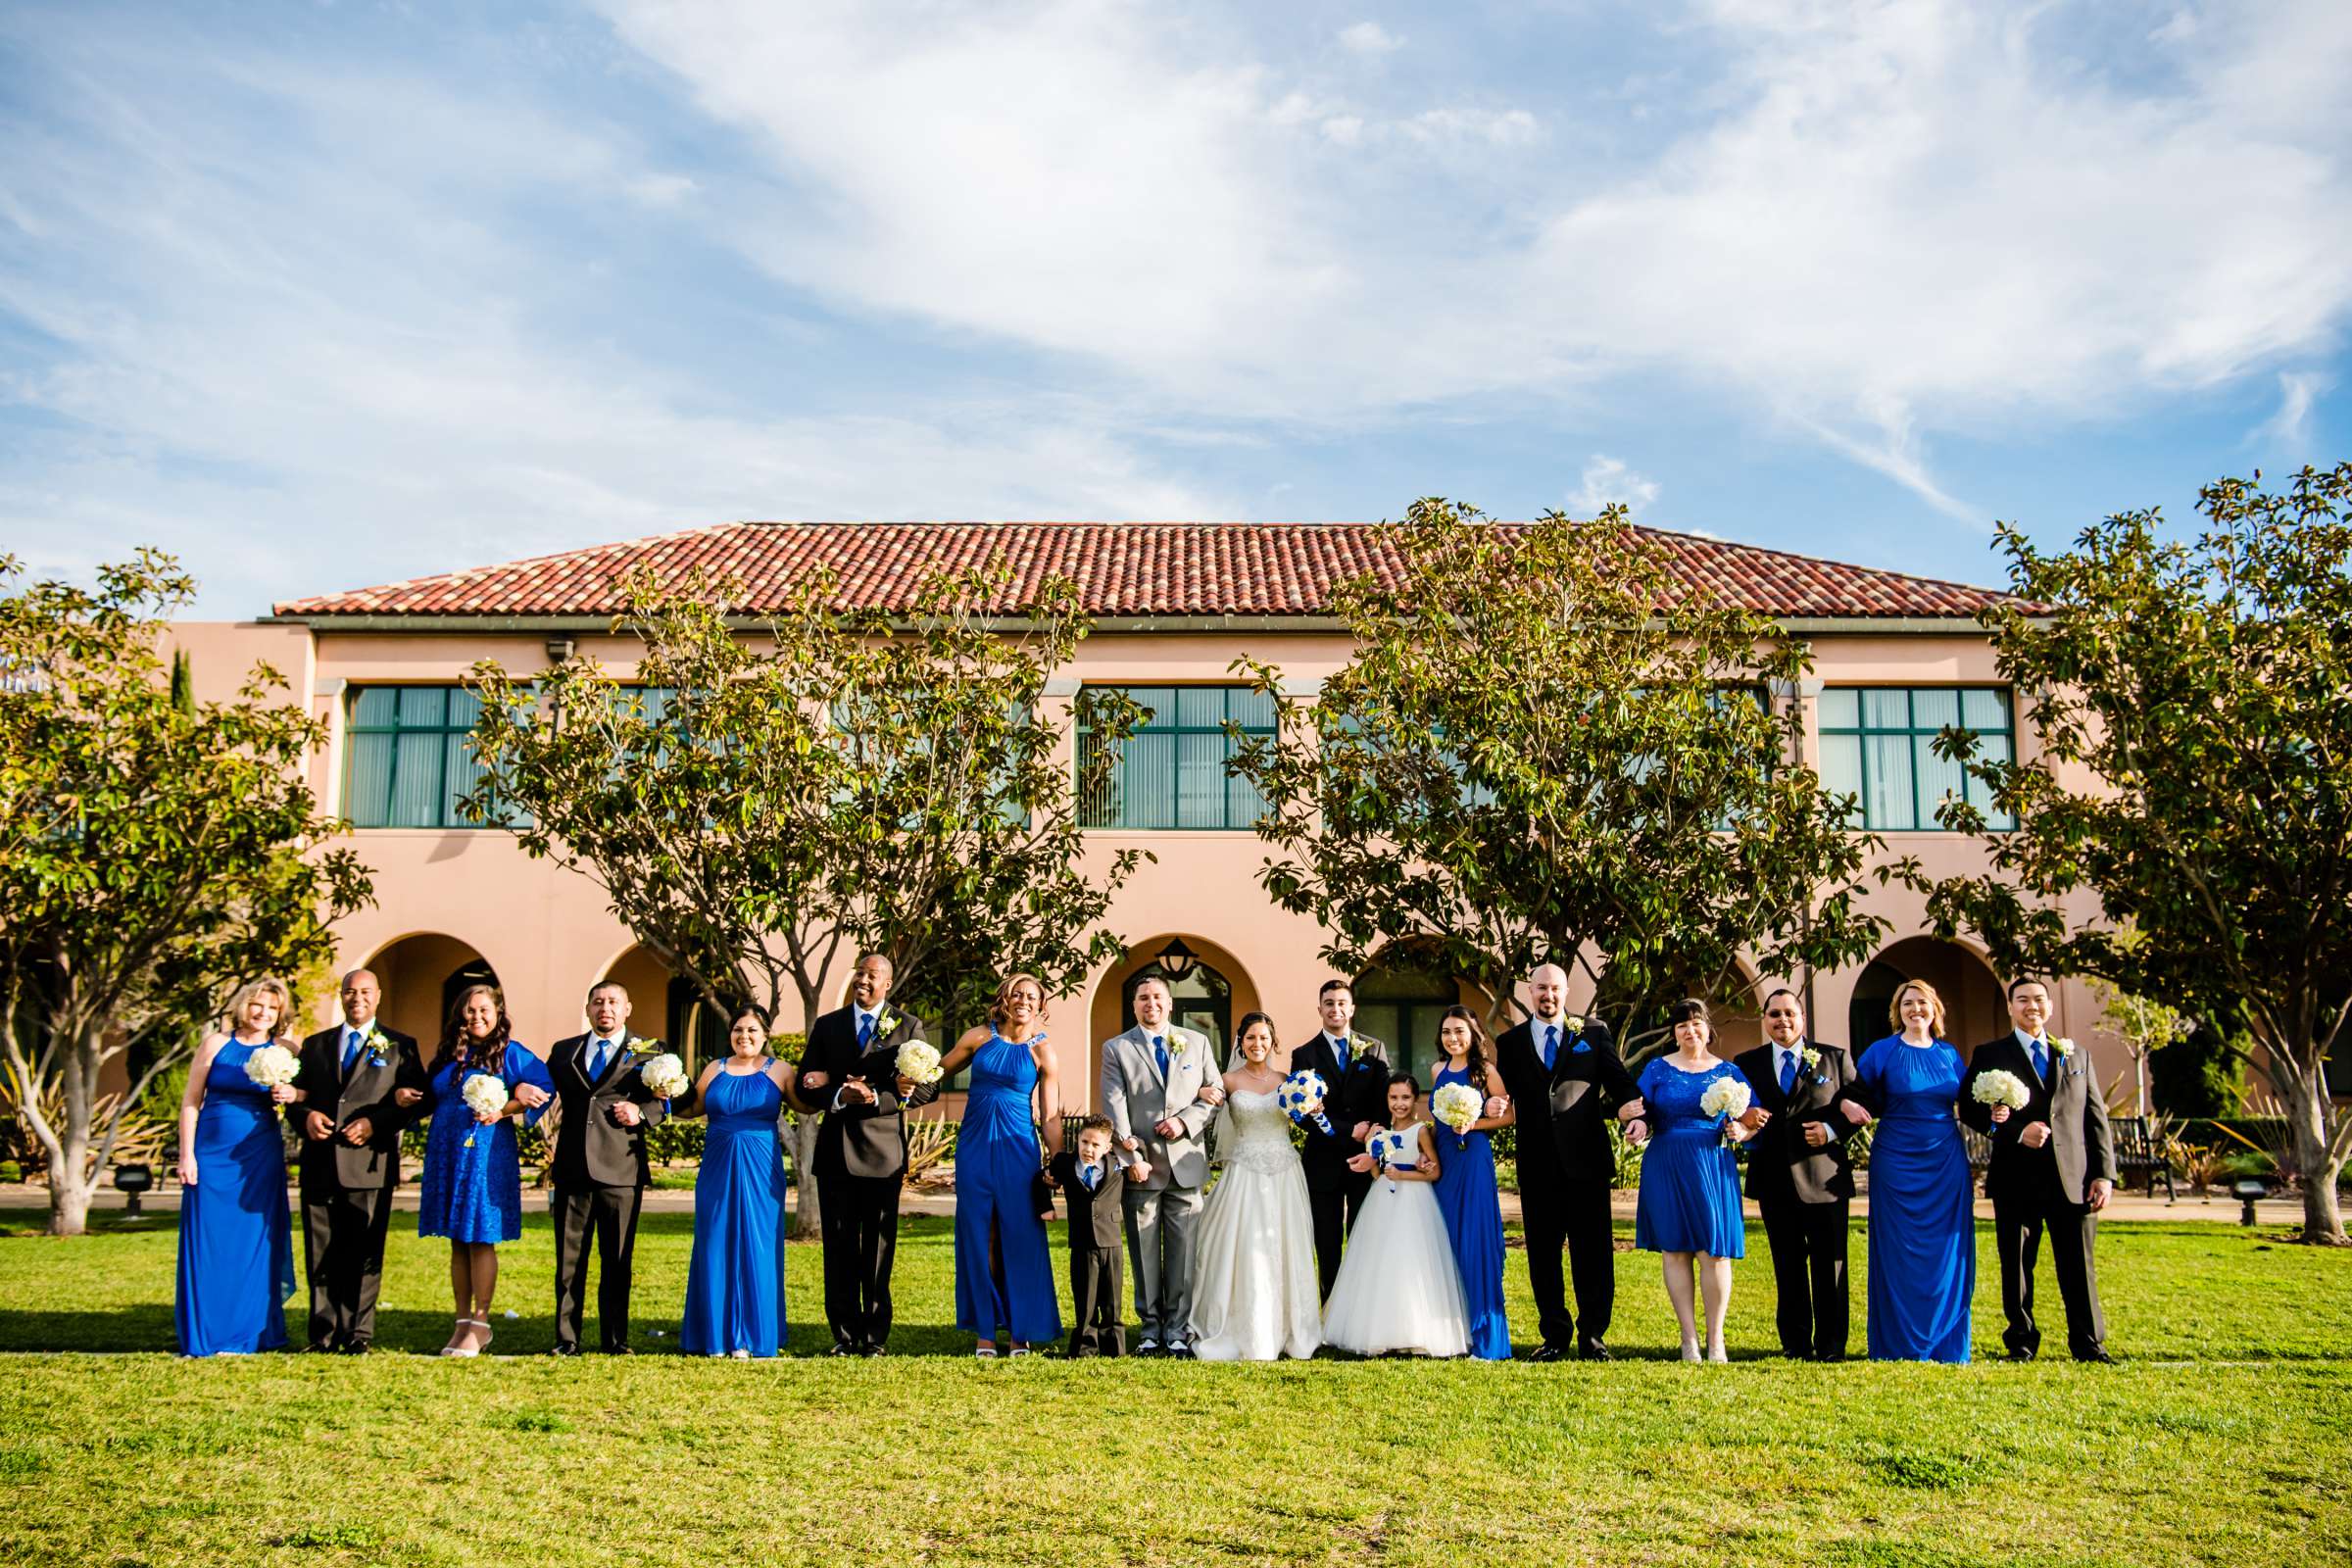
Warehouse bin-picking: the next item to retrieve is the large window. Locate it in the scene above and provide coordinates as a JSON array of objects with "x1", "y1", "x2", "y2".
[
  {"x1": 1077, "y1": 686, "x2": 1274, "y2": 830},
  {"x1": 1352, "y1": 962, "x2": 1459, "y2": 1088},
  {"x1": 344, "y1": 687, "x2": 488, "y2": 829},
  {"x1": 1816, "y1": 687, "x2": 2015, "y2": 831}
]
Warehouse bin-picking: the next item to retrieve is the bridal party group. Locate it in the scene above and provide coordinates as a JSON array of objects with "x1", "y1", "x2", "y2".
[{"x1": 172, "y1": 953, "x2": 2118, "y2": 1367}]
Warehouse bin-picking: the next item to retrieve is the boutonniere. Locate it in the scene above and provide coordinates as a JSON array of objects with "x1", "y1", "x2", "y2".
[
  {"x1": 1346, "y1": 1032, "x2": 1371, "y2": 1054},
  {"x1": 873, "y1": 1009, "x2": 902, "y2": 1040},
  {"x1": 1563, "y1": 1014, "x2": 1586, "y2": 1035},
  {"x1": 1800, "y1": 1046, "x2": 1823, "y2": 1071},
  {"x1": 2052, "y1": 1036, "x2": 2075, "y2": 1059}
]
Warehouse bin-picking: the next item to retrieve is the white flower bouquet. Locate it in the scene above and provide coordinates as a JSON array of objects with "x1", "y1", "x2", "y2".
[
  {"x1": 897, "y1": 1040, "x2": 943, "y2": 1085},
  {"x1": 1971, "y1": 1068, "x2": 2031, "y2": 1110},
  {"x1": 639, "y1": 1053, "x2": 690, "y2": 1100},
  {"x1": 242, "y1": 1044, "x2": 300, "y2": 1090},
  {"x1": 1431, "y1": 1081, "x2": 1482, "y2": 1138},
  {"x1": 1277, "y1": 1069, "x2": 1330, "y2": 1132},
  {"x1": 1366, "y1": 1126, "x2": 1415, "y2": 1171},
  {"x1": 461, "y1": 1072, "x2": 508, "y2": 1148},
  {"x1": 1699, "y1": 1076, "x2": 1752, "y2": 1146}
]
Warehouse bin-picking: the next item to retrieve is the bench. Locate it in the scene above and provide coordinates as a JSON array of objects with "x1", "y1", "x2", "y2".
[{"x1": 2114, "y1": 1114, "x2": 2176, "y2": 1201}]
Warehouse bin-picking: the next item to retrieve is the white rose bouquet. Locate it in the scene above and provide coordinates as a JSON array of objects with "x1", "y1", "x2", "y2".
[
  {"x1": 639, "y1": 1053, "x2": 691, "y2": 1100},
  {"x1": 1699, "y1": 1076, "x2": 1752, "y2": 1146},
  {"x1": 243, "y1": 1044, "x2": 300, "y2": 1091},
  {"x1": 896, "y1": 1040, "x2": 943, "y2": 1086},
  {"x1": 1431, "y1": 1081, "x2": 1482, "y2": 1140},
  {"x1": 461, "y1": 1073, "x2": 509, "y2": 1147},
  {"x1": 1971, "y1": 1068, "x2": 2031, "y2": 1111}
]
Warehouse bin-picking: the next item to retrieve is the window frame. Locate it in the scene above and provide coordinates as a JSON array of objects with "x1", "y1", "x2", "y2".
[
  {"x1": 1814, "y1": 684, "x2": 2016, "y2": 833},
  {"x1": 1075, "y1": 684, "x2": 1275, "y2": 832},
  {"x1": 342, "y1": 684, "x2": 489, "y2": 831}
]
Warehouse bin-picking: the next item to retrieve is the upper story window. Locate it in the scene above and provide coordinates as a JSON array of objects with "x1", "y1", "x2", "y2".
[
  {"x1": 344, "y1": 686, "x2": 487, "y2": 829},
  {"x1": 1815, "y1": 687, "x2": 2015, "y2": 832},
  {"x1": 1077, "y1": 685, "x2": 1274, "y2": 830}
]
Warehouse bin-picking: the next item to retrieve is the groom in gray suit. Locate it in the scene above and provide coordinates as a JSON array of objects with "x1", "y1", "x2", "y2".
[{"x1": 1100, "y1": 977, "x2": 1224, "y2": 1357}]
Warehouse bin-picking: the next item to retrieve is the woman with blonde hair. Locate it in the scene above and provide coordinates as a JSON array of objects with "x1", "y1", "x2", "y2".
[
  {"x1": 1837, "y1": 977, "x2": 1976, "y2": 1362},
  {"x1": 174, "y1": 978, "x2": 300, "y2": 1355},
  {"x1": 938, "y1": 974, "x2": 1063, "y2": 1356}
]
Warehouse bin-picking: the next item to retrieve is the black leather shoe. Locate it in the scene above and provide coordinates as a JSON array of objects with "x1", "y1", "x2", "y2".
[
  {"x1": 1578, "y1": 1340, "x2": 1612, "y2": 1362},
  {"x1": 337, "y1": 1342, "x2": 371, "y2": 1356},
  {"x1": 1524, "y1": 1345, "x2": 1565, "y2": 1363},
  {"x1": 2005, "y1": 1348, "x2": 2037, "y2": 1363},
  {"x1": 549, "y1": 1345, "x2": 583, "y2": 1357},
  {"x1": 860, "y1": 1344, "x2": 886, "y2": 1358},
  {"x1": 2074, "y1": 1347, "x2": 2115, "y2": 1365},
  {"x1": 1814, "y1": 1352, "x2": 1847, "y2": 1364},
  {"x1": 605, "y1": 1345, "x2": 634, "y2": 1355},
  {"x1": 827, "y1": 1344, "x2": 858, "y2": 1357}
]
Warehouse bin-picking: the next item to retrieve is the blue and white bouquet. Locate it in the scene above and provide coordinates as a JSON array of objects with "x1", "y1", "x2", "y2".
[
  {"x1": 1366, "y1": 1125, "x2": 1415, "y2": 1172},
  {"x1": 1277, "y1": 1069, "x2": 1332, "y2": 1135}
]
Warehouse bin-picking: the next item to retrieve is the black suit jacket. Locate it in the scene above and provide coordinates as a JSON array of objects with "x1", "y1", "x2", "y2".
[
  {"x1": 547, "y1": 1033, "x2": 669, "y2": 1190},
  {"x1": 800, "y1": 1004, "x2": 942, "y2": 1181},
  {"x1": 1494, "y1": 1015, "x2": 1638, "y2": 1192},
  {"x1": 1732, "y1": 1039, "x2": 1857, "y2": 1203},
  {"x1": 287, "y1": 1024, "x2": 428, "y2": 1193},
  {"x1": 1047, "y1": 1150, "x2": 1127, "y2": 1251},
  {"x1": 1288, "y1": 1032, "x2": 1390, "y2": 1194},
  {"x1": 1960, "y1": 1034, "x2": 2114, "y2": 1204}
]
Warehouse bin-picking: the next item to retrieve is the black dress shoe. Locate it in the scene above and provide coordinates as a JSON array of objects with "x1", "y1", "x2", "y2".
[
  {"x1": 549, "y1": 1345, "x2": 583, "y2": 1357},
  {"x1": 2005, "y1": 1348, "x2": 2037, "y2": 1363},
  {"x1": 860, "y1": 1344, "x2": 885, "y2": 1358},
  {"x1": 1814, "y1": 1352, "x2": 1847, "y2": 1364},
  {"x1": 337, "y1": 1342, "x2": 371, "y2": 1356},
  {"x1": 1523, "y1": 1345, "x2": 1564, "y2": 1363},
  {"x1": 304, "y1": 1343, "x2": 339, "y2": 1354},
  {"x1": 605, "y1": 1345, "x2": 634, "y2": 1355},
  {"x1": 2074, "y1": 1347, "x2": 2115, "y2": 1365},
  {"x1": 1578, "y1": 1340, "x2": 1612, "y2": 1362},
  {"x1": 827, "y1": 1344, "x2": 858, "y2": 1357}
]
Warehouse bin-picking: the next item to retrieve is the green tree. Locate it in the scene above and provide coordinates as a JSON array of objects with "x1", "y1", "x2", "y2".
[
  {"x1": 464, "y1": 561, "x2": 1143, "y2": 1236},
  {"x1": 0, "y1": 552, "x2": 371, "y2": 1235},
  {"x1": 1229, "y1": 501, "x2": 1888, "y2": 1057},
  {"x1": 1915, "y1": 464, "x2": 2352, "y2": 1244}
]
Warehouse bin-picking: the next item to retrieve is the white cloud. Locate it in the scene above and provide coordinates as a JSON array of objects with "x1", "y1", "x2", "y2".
[
  {"x1": 1339, "y1": 22, "x2": 1403, "y2": 55},
  {"x1": 1564, "y1": 454, "x2": 1660, "y2": 517},
  {"x1": 2250, "y1": 370, "x2": 2328, "y2": 453},
  {"x1": 1403, "y1": 108, "x2": 1540, "y2": 147}
]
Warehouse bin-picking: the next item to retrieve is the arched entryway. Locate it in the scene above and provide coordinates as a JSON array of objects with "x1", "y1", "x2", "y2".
[
  {"x1": 1845, "y1": 936, "x2": 2005, "y2": 1056},
  {"x1": 357, "y1": 932, "x2": 501, "y2": 1053},
  {"x1": 1350, "y1": 950, "x2": 1498, "y2": 1086},
  {"x1": 1086, "y1": 935, "x2": 1262, "y2": 1106},
  {"x1": 596, "y1": 943, "x2": 731, "y2": 1071}
]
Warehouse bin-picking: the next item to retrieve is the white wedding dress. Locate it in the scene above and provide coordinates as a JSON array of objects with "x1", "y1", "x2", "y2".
[
  {"x1": 1320, "y1": 1122, "x2": 1471, "y2": 1357},
  {"x1": 1187, "y1": 1088, "x2": 1324, "y2": 1361}
]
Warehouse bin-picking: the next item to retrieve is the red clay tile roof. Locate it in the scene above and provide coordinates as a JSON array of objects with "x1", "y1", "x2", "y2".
[{"x1": 270, "y1": 521, "x2": 2010, "y2": 620}]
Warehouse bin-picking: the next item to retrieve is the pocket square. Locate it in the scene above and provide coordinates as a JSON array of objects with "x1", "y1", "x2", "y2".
[{"x1": 1571, "y1": 1041, "x2": 1592, "y2": 1055}]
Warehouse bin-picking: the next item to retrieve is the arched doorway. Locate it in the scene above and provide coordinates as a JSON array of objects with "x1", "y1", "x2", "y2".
[
  {"x1": 596, "y1": 943, "x2": 730, "y2": 1071},
  {"x1": 1121, "y1": 953, "x2": 1234, "y2": 1062},
  {"x1": 1846, "y1": 936, "x2": 2005, "y2": 1056},
  {"x1": 359, "y1": 932, "x2": 500, "y2": 1053},
  {"x1": 1085, "y1": 936, "x2": 1262, "y2": 1107}
]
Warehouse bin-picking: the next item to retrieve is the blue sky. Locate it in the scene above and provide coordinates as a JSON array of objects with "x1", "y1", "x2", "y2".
[{"x1": 2, "y1": 0, "x2": 2347, "y2": 615}]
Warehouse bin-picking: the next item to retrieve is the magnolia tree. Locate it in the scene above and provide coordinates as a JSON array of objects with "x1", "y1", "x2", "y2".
[
  {"x1": 1916, "y1": 464, "x2": 2352, "y2": 1244},
  {"x1": 0, "y1": 552, "x2": 370, "y2": 1235},
  {"x1": 464, "y1": 562, "x2": 1143, "y2": 1236},
  {"x1": 1229, "y1": 501, "x2": 1888, "y2": 1058}
]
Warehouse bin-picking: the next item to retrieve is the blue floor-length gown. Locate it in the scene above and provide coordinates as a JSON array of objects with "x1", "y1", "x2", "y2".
[
  {"x1": 1429, "y1": 1064, "x2": 1511, "y2": 1359},
  {"x1": 1633, "y1": 1057, "x2": 1750, "y2": 1258},
  {"x1": 174, "y1": 1039, "x2": 296, "y2": 1355},
  {"x1": 417, "y1": 1042, "x2": 554, "y2": 1244},
  {"x1": 1855, "y1": 1036, "x2": 1976, "y2": 1363},
  {"x1": 681, "y1": 1066, "x2": 787, "y2": 1356},
  {"x1": 954, "y1": 1032, "x2": 1062, "y2": 1345}
]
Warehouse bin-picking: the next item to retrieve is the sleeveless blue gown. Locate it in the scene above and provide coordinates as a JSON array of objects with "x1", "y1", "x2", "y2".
[
  {"x1": 1429, "y1": 1064, "x2": 1510, "y2": 1359},
  {"x1": 954, "y1": 1032, "x2": 1061, "y2": 1345},
  {"x1": 1855, "y1": 1036, "x2": 1975, "y2": 1362},
  {"x1": 417, "y1": 1041, "x2": 554, "y2": 1244},
  {"x1": 681, "y1": 1067, "x2": 787, "y2": 1356},
  {"x1": 1633, "y1": 1057, "x2": 1750, "y2": 1257},
  {"x1": 174, "y1": 1039, "x2": 296, "y2": 1355}
]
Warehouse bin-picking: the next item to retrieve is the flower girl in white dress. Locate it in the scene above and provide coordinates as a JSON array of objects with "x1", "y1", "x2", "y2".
[
  {"x1": 1188, "y1": 1012, "x2": 1323, "y2": 1361},
  {"x1": 1321, "y1": 1073, "x2": 1471, "y2": 1357}
]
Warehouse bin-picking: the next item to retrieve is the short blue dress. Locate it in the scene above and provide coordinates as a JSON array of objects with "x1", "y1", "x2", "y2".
[
  {"x1": 1429, "y1": 1063, "x2": 1511, "y2": 1359},
  {"x1": 953, "y1": 1032, "x2": 1062, "y2": 1345},
  {"x1": 681, "y1": 1066, "x2": 788, "y2": 1356},
  {"x1": 174, "y1": 1039, "x2": 296, "y2": 1355},
  {"x1": 417, "y1": 1041, "x2": 554, "y2": 1244},
  {"x1": 1633, "y1": 1057, "x2": 1751, "y2": 1257}
]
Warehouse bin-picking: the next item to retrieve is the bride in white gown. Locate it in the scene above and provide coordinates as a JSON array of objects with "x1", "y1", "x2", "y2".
[
  {"x1": 1321, "y1": 1073, "x2": 1471, "y2": 1357},
  {"x1": 1188, "y1": 1012, "x2": 1323, "y2": 1361}
]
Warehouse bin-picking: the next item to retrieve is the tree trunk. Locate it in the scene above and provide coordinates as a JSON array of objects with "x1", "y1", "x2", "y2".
[
  {"x1": 788, "y1": 1112, "x2": 823, "y2": 1241},
  {"x1": 49, "y1": 1175, "x2": 94, "y2": 1237},
  {"x1": 2289, "y1": 1055, "x2": 2348, "y2": 1245}
]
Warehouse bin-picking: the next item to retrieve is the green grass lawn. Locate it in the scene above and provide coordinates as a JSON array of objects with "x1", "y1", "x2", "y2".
[{"x1": 1, "y1": 1210, "x2": 2346, "y2": 1566}]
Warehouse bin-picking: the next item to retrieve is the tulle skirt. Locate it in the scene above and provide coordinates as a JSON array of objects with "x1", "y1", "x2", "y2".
[
  {"x1": 1320, "y1": 1177, "x2": 1470, "y2": 1357},
  {"x1": 1189, "y1": 1152, "x2": 1322, "y2": 1361}
]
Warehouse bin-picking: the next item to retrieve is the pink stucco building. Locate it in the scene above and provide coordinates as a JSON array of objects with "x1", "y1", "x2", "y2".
[{"x1": 168, "y1": 520, "x2": 2121, "y2": 1106}]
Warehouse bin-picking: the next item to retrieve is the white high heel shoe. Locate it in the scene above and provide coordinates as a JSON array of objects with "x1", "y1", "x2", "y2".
[{"x1": 445, "y1": 1318, "x2": 491, "y2": 1358}]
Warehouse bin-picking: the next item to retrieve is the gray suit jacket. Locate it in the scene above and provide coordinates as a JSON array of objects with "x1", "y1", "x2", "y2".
[{"x1": 1099, "y1": 1022, "x2": 1220, "y2": 1192}]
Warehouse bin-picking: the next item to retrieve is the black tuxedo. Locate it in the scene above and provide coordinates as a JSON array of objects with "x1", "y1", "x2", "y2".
[
  {"x1": 286, "y1": 1022, "x2": 428, "y2": 1351},
  {"x1": 1961, "y1": 1033, "x2": 2115, "y2": 1358},
  {"x1": 1048, "y1": 1150, "x2": 1127, "y2": 1355},
  {"x1": 799, "y1": 1004, "x2": 940, "y2": 1350},
  {"x1": 546, "y1": 1032, "x2": 668, "y2": 1352},
  {"x1": 1733, "y1": 1038, "x2": 1857, "y2": 1358},
  {"x1": 1289, "y1": 1031, "x2": 1390, "y2": 1298},
  {"x1": 1494, "y1": 1014, "x2": 1638, "y2": 1352}
]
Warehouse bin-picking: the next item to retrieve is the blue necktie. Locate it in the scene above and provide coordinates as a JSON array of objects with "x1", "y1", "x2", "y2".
[
  {"x1": 1152, "y1": 1035, "x2": 1168, "y2": 1079},
  {"x1": 589, "y1": 1038, "x2": 611, "y2": 1079},
  {"x1": 1083, "y1": 1164, "x2": 1100, "y2": 1192},
  {"x1": 1779, "y1": 1049, "x2": 1797, "y2": 1096},
  {"x1": 2030, "y1": 1037, "x2": 2048, "y2": 1080},
  {"x1": 1543, "y1": 1024, "x2": 1559, "y2": 1073},
  {"x1": 858, "y1": 1013, "x2": 875, "y2": 1049},
  {"x1": 1332, "y1": 1035, "x2": 1348, "y2": 1075},
  {"x1": 342, "y1": 1029, "x2": 365, "y2": 1073}
]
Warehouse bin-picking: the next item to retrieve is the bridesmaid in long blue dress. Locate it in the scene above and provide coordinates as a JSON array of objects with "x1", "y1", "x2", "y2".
[
  {"x1": 1838, "y1": 977, "x2": 1976, "y2": 1363},
  {"x1": 941, "y1": 974, "x2": 1063, "y2": 1356},
  {"x1": 174, "y1": 979, "x2": 299, "y2": 1356},
  {"x1": 417, "y1": 983, "x2": 553, "y2": 1357},
  {"x1": 678, "y1": 1005, "x2": 794, "y2": 1357},
  {"x1": 1633, "y1": 999, "x2": 1756, "y2": 1363},
  {"x1": 1428, "y1": 1006, "x2": 1511, "y2": 1360}
]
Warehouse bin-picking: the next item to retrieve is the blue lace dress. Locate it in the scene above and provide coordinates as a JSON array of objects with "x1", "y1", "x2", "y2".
[
  {"x1": 1633, "y1": 1057, "x2": 1750, "y2": 1257},
  {"x1": 417, "y1": 1041, "x2": 554, "y2": 1244}
]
